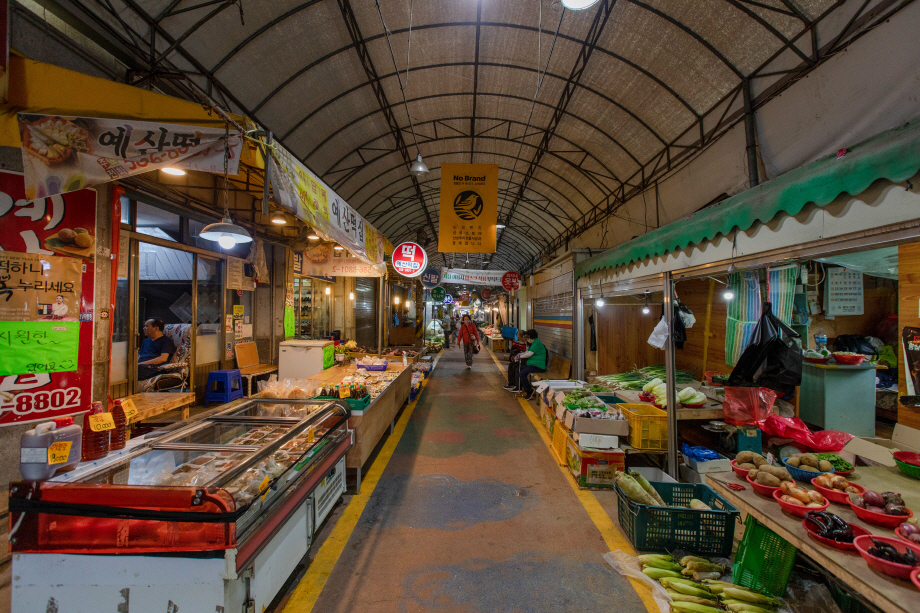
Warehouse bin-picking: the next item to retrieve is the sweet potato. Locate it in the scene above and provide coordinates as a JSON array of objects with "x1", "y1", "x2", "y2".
[
  {"x1": 736, "y1": 451, "x2": 754, "y2": 464},
  {"x1": 781, "y1": 495, "x2": 804, "y2": 506},
  {"x1": 755, "y1": 472, "x2": 781, "y2": 487},
  {"x1": 737, "y1": 462, "x2": 756, "y2": 470},
  {"x1": 800, "y1": 453, "x2": 819, "y2": 468},
  {"x1": 751, "y1": 453, "x2": 767, "y2": 468},
  {"x1": 786, "y1": 456, "x2": 801, "y2": 468}
]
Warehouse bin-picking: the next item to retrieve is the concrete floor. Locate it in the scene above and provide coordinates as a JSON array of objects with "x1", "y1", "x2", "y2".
[{"x1": 274, "y1": 346, "x2": 649, "y2": 613}]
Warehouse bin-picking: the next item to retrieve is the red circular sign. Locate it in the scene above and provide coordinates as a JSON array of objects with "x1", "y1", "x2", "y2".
[
  {"x1": 393, "y1": 242, "x2": 427, "y2": 278},
  {"x1": 501, "y1": 271, "x2": 521, "y2": 291},
  {"x1": 481, "y1": 289, "x2": 492, "y2": 300}
]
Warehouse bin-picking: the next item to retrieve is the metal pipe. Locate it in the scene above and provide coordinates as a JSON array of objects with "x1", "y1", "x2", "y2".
[
  {"x1": 742, "y1": 78, "x2": 760, "y2": 188},
  {"x1": 662, "y1": 272, "x2": 679, "y2": 478},
  {"x1": 377, "y1": 273, "x2": 386, "y2": 356},
  {"x1": 261, "y1": 131, "x2": 273, "y2": 218},
  {"x1": 574, "y1": 287, "x2": 585, "y2": 381}
]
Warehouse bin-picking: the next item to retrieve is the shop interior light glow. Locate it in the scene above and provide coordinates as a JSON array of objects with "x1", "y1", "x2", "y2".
[
  {"x1": 724, "y1": 290, "x2": 735, "y2": 300},
  {"x1": 333, "y1": 245, "x2": 344, "y2": 250},
  {"x1": 595, "y1": 297, "x2": 605, "y2": 307},
  {"x1": 325, "y1": 286, "x2": 330, "y2": 295},
  {"x1": 406, "y1": 300, "x2": 412, "y2": 308},
  {"x1": 161, "y1": 167, "x2": 186, "y2": 176},
  {"x1": 394, "y1": 296, "x2": 400, "y2": 305},
  {"x1": 349, "y1": 292, "x2": 355, "y2": 300},
  {"x1": 307, "y1": 233, "x2": 320, "y2": 240},
  {"x1": 270, "y1": 211, "x2": 287, "y2": 224},
  {"x1": 642, "y1": 305, "x2": 651, "y2": 315}
]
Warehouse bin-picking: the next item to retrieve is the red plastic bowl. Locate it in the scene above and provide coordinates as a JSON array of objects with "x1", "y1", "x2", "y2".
[
  {"x1": 731, "y1": 460, "x2": 752, "y2": 480},
  {"x1": 894, "y1": 451, "x2": 920, "y2": 468},
  {"x1": 912, "y1": 568, "x2": 920, "y2": 591},
  {"x1": 803, "y1": 356, "x2": 831, "y2": 364},
  {"x1": 835, "y1": 468, "x2": 856, "y2": 475},
  {"x1": 802, "y1": 517, "x2": 872, "y2": 552},
  {"x1": 773, "y1": 488, "x2": 830, "y2": 517},
  {"x1": 833, "y1": 353, "x2": 867, "y2": 366},
  {"x1": 854, "y1": 535, "x2": 920, "y2": 580},
  {"x1": 747, "y1": 474, "x2": 780, "y2": 497},
  {"x1": 896, "y1": 527, "x2": 920, "y2": 547},
  {"x1": 850, "y1": 499, "x2": 914, "y2": 529},
  {"x1": 638, "y1": 391, "x2": 654, "y2": 402},
  {"x1": 811, "y1": 477, "x2": 866, "y2": 505}
]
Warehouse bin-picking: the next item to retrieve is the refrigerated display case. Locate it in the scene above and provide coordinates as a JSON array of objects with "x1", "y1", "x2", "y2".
[
  {"x1": 293, "y1": 276, "x2": 333, "y2": 340},
  {"x1": 10, "y1": 398, "x2": 352, "y2": 612}
]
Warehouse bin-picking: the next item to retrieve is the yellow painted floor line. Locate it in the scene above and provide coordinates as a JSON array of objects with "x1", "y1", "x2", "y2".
[
  {"x1": 487, "y1": 350, "x2": 658, "y2": 613},
  {"x1": 282, "y1": 353, "x2": 440, "y2": 613}
]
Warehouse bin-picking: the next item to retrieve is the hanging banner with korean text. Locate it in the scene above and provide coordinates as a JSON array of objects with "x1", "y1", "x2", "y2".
[
  {"x1": 0, "y1": 252, "x2": 81, "y2": 321},
  {"x1": 438, "y1": 163, "x2": 498, "y2": 253},
  {"x1": 267, "y1": 140, "x2": 385, "y2": 272},
  {"x1": 441, "y1": 267, "x2": 510, "y2": 286},
  {"x1": 18, "y1": 114, "x2": 242, "y2": 201},
  {"x1": 0, "y1": 170, "x2": 95, "y2": 426},
  {"x1": 293, "y1": 244, "x2": 383, "y2": 277}
]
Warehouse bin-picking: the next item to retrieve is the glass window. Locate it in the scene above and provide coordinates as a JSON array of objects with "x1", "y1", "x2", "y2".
[
  {"x1": 120, "y1": 196, "x2": 132, "y2": 226},
  {"x1": 196, "y1": 257, "x2": 223, "y2": 365},
  {"x1": 136, "y1": 202, "x2": 180, "y2": 242}
]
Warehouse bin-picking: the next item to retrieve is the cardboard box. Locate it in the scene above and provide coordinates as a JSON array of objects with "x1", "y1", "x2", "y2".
[
  {"x1": 700, "y1": 382, "x2": 726, "y2": 403},
  {"x1": 632, "y1": 466, "x2": 678, "y2": 484},
  {"x1": 564, "y1": 411, "x2": 630, "y2": 436},
  {"x1": 840, "y1": 424, "x2": 920, "y2": 467},
  {"x1": 542, "y1": 406, "x2": 555, "y2": 436},
  {"x1": 685, "y1": 454, "x2": 732, "y2": 474},
  {"x1": 574, "y1": 432, "x2": 619, "y2": 449},
  {"x1": 564, "y1": 434, "x2": 625, "y2": 489}
]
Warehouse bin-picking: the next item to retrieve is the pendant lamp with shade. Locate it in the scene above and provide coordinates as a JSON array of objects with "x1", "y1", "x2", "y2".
[{"x1": 198, "y1": 125, "x2": 252, "y2": 250}]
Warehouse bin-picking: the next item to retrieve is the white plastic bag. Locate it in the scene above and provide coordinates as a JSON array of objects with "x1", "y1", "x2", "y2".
[
  {"x1": 603, "y1": 550, "x2": 671, "y2": 613},
  {"x1": 249, "y1": 237, "x2": 269, "y2": 283},
  {"x1": 647, "y1": 318, "x2": 670, "y2": 349}
]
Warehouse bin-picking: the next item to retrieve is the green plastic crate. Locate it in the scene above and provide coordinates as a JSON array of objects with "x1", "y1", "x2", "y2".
[
  {"x1": 732, "y1": 514, "x2": 797, "y2": 597},
  {"x1": 615, "y1": 481, "x2": 740, "y2": 556},
  {"x1": 313, "y1": 395, "x2": 369, "y2": 413},
  {"x1": 828, "y1": 582, "x2": 874, "y2": 613}
]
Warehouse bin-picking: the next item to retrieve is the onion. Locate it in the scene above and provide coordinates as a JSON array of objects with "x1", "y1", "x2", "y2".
[
  {"x1": 867, "y1": 505, "x2": 886, "y2": 514},
  {"x1": 910, "y1": 534, "x2": 920, "y2": 545},
  {"x1": 885, "y1": 503, "x2": 910, "y2": 516},
  {"x1": 851, "y1": 495, "x2": 866, "y2": 509},
  {"x1": 864, "y1": 490, "x2": 885, "y2": 508},
  {"x1": 901, "y1": 522, "x2": 920, "y2": 537}
]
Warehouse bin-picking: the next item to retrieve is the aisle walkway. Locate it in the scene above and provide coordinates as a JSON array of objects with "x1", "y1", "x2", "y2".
[{"x1": 282, "y1": 347, "x2": 653, "y2": 613}]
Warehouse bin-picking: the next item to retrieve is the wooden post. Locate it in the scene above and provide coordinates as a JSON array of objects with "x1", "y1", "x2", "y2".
[{"x1": 701, "y1": 278, "x2": 715, "y2": 377}]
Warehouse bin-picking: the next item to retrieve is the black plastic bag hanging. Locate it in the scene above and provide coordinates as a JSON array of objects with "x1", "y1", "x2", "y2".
[
  {"x1": 672, "y1": 302, "x2": 687, "y2": 349},
  {"x1": 727, "y1": 301, "x2": 802, "y2": 396}
]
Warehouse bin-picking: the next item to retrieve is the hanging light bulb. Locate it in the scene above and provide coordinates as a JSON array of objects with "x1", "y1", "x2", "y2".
[
  {"x1": 406, "y1": 300, "x2": 412, "y2": 308},
  {"x1": 325, "y1": 286, "x2": 331, "y2": 295},
  {"x1": 562, "y1": 0, "x2": 601, "y2": 9},
  {"x1": 642, "y1": 305, "x2": 651, "y2": 315},
  {"x1": 409, "y1": 154, "x2": 429, "y2": 176},
  {"x1": 218, "y1": 233, "x2": 236, "y2": 249},
  {"x1": 724, "y1": 290, "x2": 735, "y2": 300},
  {"x1": 270, "y1": 211, "x2": 287, "y2": 225},
  {"x1": 595, "y1": 297, "x2": 605, "y2": 307},
  {"x1": 349, "y1": 292, "x2": 355, "y2": 300},
  {"x1": 394, "y1": 296, "x2": 400, "y2": 305},
  {"x1": 198, "y1": 126, "x2": 253, "y2": 249},
  {"x1": 307, "y1": 232, "x2": 320, "y2": 240}
]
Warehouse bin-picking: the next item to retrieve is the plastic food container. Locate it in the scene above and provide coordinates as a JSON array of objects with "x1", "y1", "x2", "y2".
[
  {"x1": 849, "y1": 499, "x2": 914, "y2": 529},
  {"x1": 801, "y1": 517, "x2": 871, "y2": 552},
  {"x1": 832, "y1": 353, "x2": 867, "y2": 365},
  {"x1": 746, "y1": 474, "x2": 780, "y2": 497},
  {"x1": 853, "y1": 535, "x2": 920, "y2": 580},
  {"x1": 773, "y1": 489, "x2": 829, "y2": 517},
  {"x1": 811, "y1": 477, "x2": 866, "y2": 505}
]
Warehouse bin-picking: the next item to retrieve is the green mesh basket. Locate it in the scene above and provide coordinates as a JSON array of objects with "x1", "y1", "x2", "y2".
[
  {"x1": 894, "y1": 458, "x2": 920, "y2": 479},
  {"x1": 732, "y1": 514, "x2": 797, "y2": 597},
  {"x1": 615, "y1": 481, "x2": 739, "y2": 556}
]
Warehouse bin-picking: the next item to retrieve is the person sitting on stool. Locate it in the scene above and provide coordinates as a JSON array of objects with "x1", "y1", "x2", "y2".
[
  {"x1": 504, "y1": 330, "x2": 528, "y2": 391},
  {"x1": 137, "y1": 318, "x2": 177, "y2": 382},
  {"x1": 511, "y1": 329, "x2": 547, "y2": 400}
]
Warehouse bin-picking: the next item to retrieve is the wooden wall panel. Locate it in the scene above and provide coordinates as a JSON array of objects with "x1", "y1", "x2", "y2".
[
  {"x1": 899, "y1": 243, "x2": 920, "y2": 428},
  {"x1": 675, "y1": 278, "x2": 729, "y2": 380},
  {"x1": 811, "y1": 275, "x2": 897, "y2": 343},
  {"x1": 596, "y1": 305, "x2": 664, "y2": 374}
]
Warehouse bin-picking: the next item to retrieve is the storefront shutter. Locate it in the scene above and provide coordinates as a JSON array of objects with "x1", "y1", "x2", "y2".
[{"x1": 355, "y1": 277, "x2": 377, "y2": 348}]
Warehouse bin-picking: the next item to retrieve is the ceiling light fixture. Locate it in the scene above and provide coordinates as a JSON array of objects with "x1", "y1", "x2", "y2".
[
  {"x1": 642, "y1": 290, "x2": 651, "y2": 315},
  {"x1": 161, "y1": 167, "x2": 186, "y2": 176},
  {"x1": 409, "y1": 154, "x2": 429, "y2": 177},
  {"x1": 595, "y1": 297, "x2": 605, "y2": 307},
  {"x1": 349, "y1": 292, "x2": 355, "y2": 300},
  {"x1": 496, "y1": 223, "x2": 506, "y2": 229},
  {"x1": 562, "y1": 0, "x2": 601, "y2": 9},
  {"x1": 724, "y1": 290, "x2": 735, "y2": 300},
  {"x1": 333, "y1": 245, "x2": 344, "y2": 250},
  {"x1": 325, "y1": 286, "x2": 331, "y2": 295},
  {"x1": 270, "y1": 211, "x2": 287, "y2": 225},
  {"x1": 198, "y1": 125, "x2": 252, "y2": 249},
  {"x1": 307, "y1": 233, "x2": 320, "y2": 240}
]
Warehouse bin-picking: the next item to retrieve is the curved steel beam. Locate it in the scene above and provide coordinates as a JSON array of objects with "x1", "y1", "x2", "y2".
[{"x1": 722, "y1": 0, "x2": 812, "y2": 65}]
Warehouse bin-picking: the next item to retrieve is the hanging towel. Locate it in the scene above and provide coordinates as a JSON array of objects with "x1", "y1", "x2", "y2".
[
  {"x1": 767, "y1": 264, "x2": 799, "y2": 325},
  {"x1": 725, "y1": 271, "x2": 762, "y2": 367}
]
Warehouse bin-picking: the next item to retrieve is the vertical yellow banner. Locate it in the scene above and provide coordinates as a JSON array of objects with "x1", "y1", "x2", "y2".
[{"x1": 438, "y1": 163, "x2": 498, "y2": 253}]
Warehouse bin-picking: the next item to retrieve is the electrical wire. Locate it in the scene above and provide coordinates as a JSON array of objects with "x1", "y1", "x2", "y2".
[{"x1": 375, "y1": 0, "x2": 422, "y2": 156}]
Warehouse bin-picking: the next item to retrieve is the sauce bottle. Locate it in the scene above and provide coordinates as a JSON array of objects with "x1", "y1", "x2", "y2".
[
  {"x1": 110, "y1": 399, "x2": 128, "y2": 451},
  {"x1": 82, "y1": 401, "x2": 111, "y2": 461}
]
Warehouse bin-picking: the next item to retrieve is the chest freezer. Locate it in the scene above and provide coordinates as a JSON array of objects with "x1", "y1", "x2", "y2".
[{"x1": 278, "y1": 339, "x2": 333, "y2": 379}]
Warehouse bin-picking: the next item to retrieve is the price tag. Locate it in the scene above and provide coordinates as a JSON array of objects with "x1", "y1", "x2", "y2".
[
  {"x1": 341, "y1": 387, "x2": 351, "y2": 398},
  {"x1": 47, "y1": 441, "x2": 73, "y2": 465},
  {"x1": 307, "y1": 427, "x2": 316, "y2": 443},
  {"x1": 88, "y1": 413, "x2": 116, "y2": 432},
  {"x1": 766, "y1": 452, "x2": 775, "y2": 466},
  {"x1": 259, "y1": 475, "x2": 272, "y2": 501},
  {"x1": 120, "y1": 398, "x2": 139, "y2": 420}
]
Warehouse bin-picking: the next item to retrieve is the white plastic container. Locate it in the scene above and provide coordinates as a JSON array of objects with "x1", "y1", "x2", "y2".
[{"x1": 20, "y1": 417, "x2": 82, "y2": 480}]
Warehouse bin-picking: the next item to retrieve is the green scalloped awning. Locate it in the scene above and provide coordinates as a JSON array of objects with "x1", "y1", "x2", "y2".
[{"x1": 576, "y1": 118, "x2": 920, "y2": 280}]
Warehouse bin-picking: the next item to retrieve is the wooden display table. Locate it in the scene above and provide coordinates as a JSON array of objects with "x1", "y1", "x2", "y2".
[
  {"x1": 308, "y1": 363, "x2": 412, "y2": 492},
  {"x1": 120, "y1": 392, "x2": 197, "y2": 424},
  {"x1": 707, "y1": 466, "x2": 920, "y2": 613}
]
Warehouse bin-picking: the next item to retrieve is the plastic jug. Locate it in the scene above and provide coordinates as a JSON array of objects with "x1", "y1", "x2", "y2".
[{"x1": 20, "y1": 417, "x2": 83, "y2": 480}]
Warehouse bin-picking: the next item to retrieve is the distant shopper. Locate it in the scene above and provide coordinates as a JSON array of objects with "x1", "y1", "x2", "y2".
[
  {"x1": 457, "y1": 314, "x2": 480, "y2": 369},
  {"x1": 513, "y1": 329, "x2": 547, "y2": 400},
  {"x1": 441, "y1": 314, "x2": 452, "y2": 349},
  {"x1": 503, "y1": 330, "x2": 528, "y2": 391}
]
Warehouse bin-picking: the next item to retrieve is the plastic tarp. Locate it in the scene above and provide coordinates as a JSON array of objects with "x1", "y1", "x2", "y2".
[
  {"x1": 816, "y1": 246, "x2": 899, "y2": 280},
  {"x1": 576, "y1": 119, "x2": 920, "y2": 279}
]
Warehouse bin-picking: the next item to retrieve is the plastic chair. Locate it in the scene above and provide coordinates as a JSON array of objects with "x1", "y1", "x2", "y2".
[{"x1": 204, "y1": 369, "x2": 244, "y2": 405}]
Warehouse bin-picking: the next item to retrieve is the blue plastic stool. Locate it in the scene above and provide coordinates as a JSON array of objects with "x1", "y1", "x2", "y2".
[{"x1": 205, "y1": 369, "x2": 244, "y2": 405}]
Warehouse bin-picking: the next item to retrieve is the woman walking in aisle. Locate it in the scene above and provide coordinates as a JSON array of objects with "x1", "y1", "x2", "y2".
[{"x1": 457, "y1": 314, "x2": 481, "y2": 369}]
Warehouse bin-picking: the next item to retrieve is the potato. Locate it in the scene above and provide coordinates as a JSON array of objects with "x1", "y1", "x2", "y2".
[
  {"x1": 759, "y1": 464, "x2": 788, "y2": 480},
  {"x1": 748, "y1": 469, "x2": 758, "y2": 481},
  {"x1": 786, "y1": 456, "x2": 801, "y2": 468},
  {"x1": 751, "y1": 453, "x2": 767, "y2": 468},
  {"x1": 736, "y1": 451, "x2": 754, "y2": 464},
  {"x1": 756, "y1": 472, "x2": 781, "y2": 487},
  {"x1": 738, "y1": 462, "x2": 756, "y2": 470},
  {"x1": 800, "y1": 453, "x2": 819, "y2": 468},
  {"x1": 818, "y1": 460, "x2": 833, "y2": 473}
]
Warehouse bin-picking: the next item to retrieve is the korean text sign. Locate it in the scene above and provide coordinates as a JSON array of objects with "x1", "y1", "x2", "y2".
[
  {"x1": 0, "y1": 170, "x2": 95, "y2": 426},
  {"x1": 438, "y1": 163, "x2": 498, "y2": 253}
]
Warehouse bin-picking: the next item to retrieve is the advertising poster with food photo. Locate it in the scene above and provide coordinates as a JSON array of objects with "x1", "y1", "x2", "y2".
[{"x1": 0, "y1": 170, "x2": 95, "y2": 426}]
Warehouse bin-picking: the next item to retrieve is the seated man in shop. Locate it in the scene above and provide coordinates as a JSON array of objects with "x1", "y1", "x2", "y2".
[
  {"x1": 511, "y1": 329, "x2": 548, "y2": 400},
  {"x1": 137, "y1": 318, "x2": 177, "y2": 381}
]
